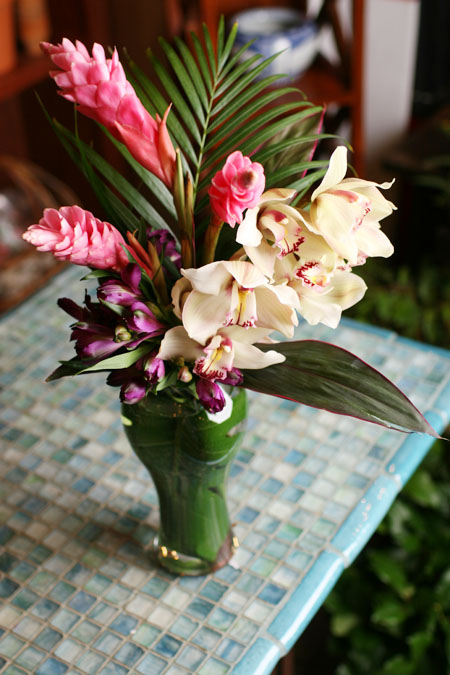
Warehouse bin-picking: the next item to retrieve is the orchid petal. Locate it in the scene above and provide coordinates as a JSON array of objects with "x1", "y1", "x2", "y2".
[
  {"x1": 311, "y1": 146, "x2": 348, "y2": 200},
  {"x1": 157, "y1": 326, "x2": 202, "y2": 361}
]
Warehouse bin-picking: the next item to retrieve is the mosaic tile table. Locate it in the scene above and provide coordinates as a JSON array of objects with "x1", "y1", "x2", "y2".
[{"x1": 1, "y1": 267, "x2": 449, "y2": 675}]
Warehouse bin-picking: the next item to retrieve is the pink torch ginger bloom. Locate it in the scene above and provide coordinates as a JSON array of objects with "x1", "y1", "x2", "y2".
[
  {"x1": 23, "y1": 206, "x2": 129, "y2": 272},
  {"x1": 41, "y1": 39, "x2": 176, "y2": 187},
  {"x1": 209, "y1": 151, "x2": 265, "y2": 227}
]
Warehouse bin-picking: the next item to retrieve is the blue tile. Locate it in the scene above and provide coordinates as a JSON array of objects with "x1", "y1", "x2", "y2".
[
  {"x1": 281, "y1": 486, "x2": 304, "y2": 503},
  {"x1": 36, "y1": 658, "x2": 68, "y2": 675},
  {"x1": 69, "y1": 591, "x2": 96, "y2": 613},
  {"x1": 283, "y1": 450, "x2": 306, "y2": 465},
  {"x1": 136, "y1": 653, "x2": 167, "y2": 675},
  {"x1": 216, "y1": 638, "x2": 245, "y2": 663},
  {"x1": 292, "y1": 471, "x2": 314, "y2": 488},
  {"x1": 177, "y1": 645, "x2": 206, "y2": 670},
  {"x1": 187, "y1": 598, "x2": 214, "y2": 620},
  {"x1": 154, "y1": 634, "x2": 182, "y2": 658},
  {"x1": 268, "y1": 552, "x2": 345, "y2": 650},
  {"x1": 22, "y1": 496, "x2": 47, "y2": 513},
  {"x1": 0, "y1": 577, "x2": 19, "y2": 598},
  {"x1": 201, "y1": 580, "x2": 227, "y2": 602},
  {"x1": 232, "y1": 638, "x2": 280, "y2": 675},
  {"x1": 12, "y1": 588, "x2": 39, "y2": 609},
  {"x1": 214, "y1": 565, "x2": 240, "y2": 584},
  {"x1": 109, "y1": 613, "x2": 138, "y2": 636},
  {"x1": 236, "y1": 573, "x2": 263, "y2": 595},
  {"x1": 171, "y1": 615, "x2": 198, "y2": 639},
  {"x1": 114, "y1": 642, "x2": 144, "y2": 666},
  {"x1": 141, "y1": 577, "x2": 169, "y2": 598},
  {"x1": 331, "y1": 476, "x2": 399, "y2": 562},
  {"x1": 237, "y1": 506, "x2": 259, "y2": 524},
  {"x1": 35, "y1": 628, "x2": 63, "y2": 651},
  {"x1": 208, "y1": 607, "x2": 236, "y2": 630},
  {"x1": 0, "y1": 526, "x2": 14, "y2": 545},
  {"x1": 99, "y1": 663, "x2": 128, "y2": 675},
  {"x1": 193, "y1": 627, "x2": 222, "y2": 650},
  {"x1": 31, "y1": 599, "x2": 59, "y2": 620},
  {"x1": 258, "y1": 583, "x2": 286, "y2": 605},
  {"x1": 261, "y1": 478, "x2": 283, "y2": 494}
]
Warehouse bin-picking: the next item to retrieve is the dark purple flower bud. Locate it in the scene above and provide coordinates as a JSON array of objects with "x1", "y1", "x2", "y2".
[
  {"x1": 148, "y1": 228, "x2": 181, "y2": 269},
  {"x1": 196, "y1": 378, "x2": 226, "y2": 414},
  {"x1": 71, "y1": 325, "x2": 124, "y2": 359},
  {"x1": 120, "y1": 379, "x2": 147, "y2": 404},
  {"x1": 142, "y1": 353, "x2": 165, "y2": 386},
  {"x1": 97, "y1": 264, "x2": 142, "y2": 306},
  {"x1": 121, "y1": 263, "x2": 141, "y2": 291},
  {"x1": 127, "y1": 301, "x2": 165, "y2": 336},
  {"x1": 221, "y1": 368, "x2": 244, "y2": 386},
  {"x1": 57, "y1": 297, "x2": 86, "y2": 321}
]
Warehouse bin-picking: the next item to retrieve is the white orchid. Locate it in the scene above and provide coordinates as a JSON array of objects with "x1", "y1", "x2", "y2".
[
  {"x1": 236, "y1": 188, "x2": 305, "y2": 278},
  {"x1": 309, "y1": 146, "x2": 395, "y2": 265},
  {"x1": 172, "y1": 260, "x2": 300, "y2": 345},
  {"x1": 158, "y1": 324, "x2": 285, "y2": 380}
]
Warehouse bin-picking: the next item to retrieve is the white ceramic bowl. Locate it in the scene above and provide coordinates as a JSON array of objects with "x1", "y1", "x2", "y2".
[{"x1": 231, "y1": 7, "x2": 318, "y2": 81}]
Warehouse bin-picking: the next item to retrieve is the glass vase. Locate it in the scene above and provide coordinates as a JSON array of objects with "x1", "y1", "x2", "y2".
[{"x1": 121, "y1": 388, "x2": 247, "y2": 575}]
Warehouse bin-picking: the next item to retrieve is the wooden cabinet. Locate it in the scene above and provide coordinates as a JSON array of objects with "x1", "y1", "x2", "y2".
[{"x1": 164, "y1": 0, "x2": 365, "y2": 175}]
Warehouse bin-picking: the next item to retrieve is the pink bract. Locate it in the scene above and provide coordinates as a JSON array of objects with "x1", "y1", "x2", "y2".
[
  {"x1": 41, "y1": 38, "x2": 175, "y2": 187},
  {"x1": 23, "y1": 205, "x2": 129, "y2": 272},
  {"x1": 209, "y1": 151, "x2": 265, "y2": 227}
]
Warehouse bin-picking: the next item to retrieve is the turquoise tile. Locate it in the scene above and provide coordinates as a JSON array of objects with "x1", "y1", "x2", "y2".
[
  {"x1": 72, "y1": 620, "x2": 101, "y2": 644},
  {"x1": 141, "y1": 576, "x2": 170, "y2": 598},
  {"x1": 154, "y1": 634, "x2": 182, "y2": 658},
  {"x1": 268, "y1": 552, "x2": 345, "y2": 650},
  {"x1": 216, "y1": 638, "x2": 245, "y2": 663},
  {"x1": 35, "y1": 628, "x2": 63, "y2": 651},
  {"x1": 208, "y1": 607, "x2": 236, "y2": 631},
  {"x1": 75, "y1": 650, "x2": 106, "y2": 674},
  {"x1": 176, "y1": 645, "x2": 206, "y2": 670},
  {"x1": 236, "y1": 573, "x2": 263, "y2": 595},
  {"x1": 36, "y1": 658, "x2": 68, "y2": 675},
  {"x1": 0, "y1": 577, "x2": 19, "y2": 598},
  {"x1": 31, "y1": 598, "x2": 60, "y2": 620},
  {"x1": 201, "y1": 580, "x2": 227, "y2": 602},
  {"x1": 258, "y1": 583, "x2": 286, "y2": 605},
  {"x1": 214, "y1": 566, "x2": 240, "y2": 584},
  {"x1": 68, "y1": 591, "x2": 96, "y2": 613},
  {"x1": 136, "y1": 653, "x2": 167, "y2": 674},
  {"x1": 171, "y1": 615, "x2": 198, "y2": 640},
  {"x1": 3, "y1": 667, "x2": 28, "y2": 675},
  {"x1": 0, "y1": 634, "x2": 25, "y2": 658},
  {"x1": 50, "y1": 608, "x2": 80, "y2": 632},
  {"x1": 132, "y1": 623, "x2": 160, "y2": 648},
  {"x1": 109, "y1": 613, "x2": 138, "y2": 636},
  {"x1": 198, "y1": 657, "x2": 230, "y2": 675},
  {"x1": 114, "y1": 642, "x2": 144, "y2": 666},
  {"x1": 29, "y1": 545, "x2": 52, "y2": 564},
  {"x1": 12, "y1": 587, "x2": 39, "y2": 610},
  {"x1": 99, "y1": 662, "x2": 128, "y2": 675},
  {"x1": 16, "y1": 646, "x2": 46, "y2": 670},
  {"x1": 187, "y1": 598, "x2": 214, "y2": 620},
  {"x1": 49, "y1": 581, "x2": 76, "y2": 603},
  {"x1": 193, "y1": 627, "x2": 222, "y2": 650},
  {"x1": 104, "y1": 584, "x2": 132, "y2": 605},
  {"x1": 93, "y1": 631, "x2": 122, "y2": 654},
  {"x1": 84, "y1": 573, "x2": 112, "y2": 595}
]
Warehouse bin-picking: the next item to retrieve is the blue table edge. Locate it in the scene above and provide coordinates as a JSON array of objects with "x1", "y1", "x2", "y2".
[{"x1": 230, "y1": 322, "x2": 449, "y2": 674}]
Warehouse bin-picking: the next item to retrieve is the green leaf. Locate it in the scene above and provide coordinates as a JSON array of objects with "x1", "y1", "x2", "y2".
[
  {"x1": 80, "y1": 345, "x2": 152, "y2": 373},
  {"x1": 381, "y1": 655, "x2": 414, "y2": 675},
  {"x1": 330, "y1": 613, "x2": 360, "y2": 637},
  {"x1": 371, "y1": 596, "x2": 409, "y2": 630},
  {"x1": 368, "y1": 551, "x2": 414, "y2": 599},
  {"x1": 403, "y1": 469, "x2": 442, "y2": 508},
  {"x1": 239, "y1": 340, "x2": 438, "y2": 435}
]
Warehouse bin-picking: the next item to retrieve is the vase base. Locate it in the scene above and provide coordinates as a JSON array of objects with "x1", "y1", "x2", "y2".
[{"x1": 153, "y1": 530, "x2": 238, "y2": 576}]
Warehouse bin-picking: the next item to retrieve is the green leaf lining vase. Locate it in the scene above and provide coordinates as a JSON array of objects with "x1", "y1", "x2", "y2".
[{"x1": 121, "y1": 388, "x2": 247, "y2": 575}]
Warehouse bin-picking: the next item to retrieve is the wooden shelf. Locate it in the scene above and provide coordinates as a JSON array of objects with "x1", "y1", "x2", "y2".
[{"x1": 0, "y1": 54, "x2": 49, "y2": 103}]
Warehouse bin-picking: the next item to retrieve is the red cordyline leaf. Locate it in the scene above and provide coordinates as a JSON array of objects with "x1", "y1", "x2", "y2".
[{"x1": 239, "y1": 340, "x2": 439, "y2": 436}]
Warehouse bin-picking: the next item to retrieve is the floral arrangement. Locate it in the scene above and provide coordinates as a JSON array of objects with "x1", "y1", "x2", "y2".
[{"x1": 23, "y1": 21, "x2": 435, "y2": 435}]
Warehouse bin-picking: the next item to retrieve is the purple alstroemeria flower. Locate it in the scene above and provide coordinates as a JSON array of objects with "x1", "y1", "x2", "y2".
[
  {"x1": 97, "y1": 263, "x2": 142, "y2": 307},
  {"x1": 148, "y1": 228, "x2": 181, "y2": 270},
  {"x1": 127, "y1": 301, "x2": 165, "y2": 336},
  {"x1": 196, "y1": 378, "x2": 226, "y2": 414},
  {"x1": 120, "y1": 379, "x2": 147, "y2": 404},
  {"x1": 221, "y1": 367, "x2": 244, "y2": 386},
  {"x1": 142, "y1": 353, "x2": 165, "y2": 386}
]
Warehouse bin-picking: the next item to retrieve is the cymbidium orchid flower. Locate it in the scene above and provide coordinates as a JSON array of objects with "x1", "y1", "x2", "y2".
[
  {"x1": 209, "y1": 151, "x2": 265, "y2": 226},
  {"x1": 309, "y1": 146, "x2": 395, "y2": 265},
  {"x1": 41, "y1": 39, "x2": 176, "y2": 187},
  {"x1": 158, "y1": 325, "x2": 285, "y2": 382},
  {"x1": 172, "y1": 260, "x2": 299, "y2": 345},
  {"x1": 23, "y1": 206, "x2": 129, "y2": 272},
  {"x1": 274, "y1": 255, "x2": 367, "y2": 328}
]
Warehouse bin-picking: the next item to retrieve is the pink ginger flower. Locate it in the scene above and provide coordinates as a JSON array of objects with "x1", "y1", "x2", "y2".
[
  {"x1": 23, "y1": 205, "x2": 129, "y2": 272},
  {"x1": 41, "y1": 38, "x2": 176, "y2": 188},
  {"x1": 209, "y1": 151, "x2": 265, "y2": 227}
]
